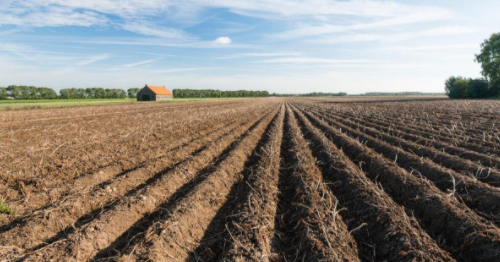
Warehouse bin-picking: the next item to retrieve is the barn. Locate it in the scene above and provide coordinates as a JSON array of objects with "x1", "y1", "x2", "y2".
[{"x1": 137, "y1": 85, "x2": 173, "y2": 101}]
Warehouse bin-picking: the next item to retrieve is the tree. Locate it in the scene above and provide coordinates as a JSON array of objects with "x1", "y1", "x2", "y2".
[
  {"x1": 467, "y1": 78, "x2": 490, "y2": 98},
  {"x1": 172, "y1": 89, "x2": 269, "y2": 98},
  {"x1": 445, "y1": 76, "x2": 469, "y2": 98},
  {"x1": 476, "y1": 33, "x2": 500, "y2": 97},
  {"x1": 7, "y1": 85, "x2": 20, "y2": 99},
  {"x1": 116, "y1": 89, "x2": 127, "y2": 98},
  {"x1": 0, "y1": 87, "x2": 7, "y2": 99},
  {"x1": 45, "y1": 88, "x2": 57, "y2": 99},
  {"x1": 77, "y1": 88, "x2": 87, "y2": 99},
  {"x1": 86, "y1": 88, "x2": 96, "y2": 99},
  {"x1": 96, "y1": 88, "x2": 106, "y2": 98},
  {"x1": 59, "y1": 89, "x2": 72, "y2": 99},
  {"x1": 36, "y1": 87, "x2": 57, "y2": 99},
  {"x1": 128, "y1": 88, "x2": 141, "y2": 98}
]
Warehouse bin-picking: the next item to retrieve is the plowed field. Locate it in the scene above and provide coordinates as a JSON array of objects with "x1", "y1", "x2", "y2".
[{"x1": 1, "y1": 97, "x2": 500, "y2": 261}]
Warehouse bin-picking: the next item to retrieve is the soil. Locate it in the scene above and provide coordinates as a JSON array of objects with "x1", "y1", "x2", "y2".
[{"x1": 2, "y1": 97, "x2": 500, "y2": 261}]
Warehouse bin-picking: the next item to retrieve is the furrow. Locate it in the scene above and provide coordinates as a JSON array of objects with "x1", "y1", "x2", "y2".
[
  {"x1": 293, "y1": 104, "x2": 500, "y2": 262},
  {"x1": 335, "y1": 109, "x2": 500, "y2": 156},
  {"x1": 117, "y1": 105, "x2": 282, "y2": 262},
  {"x1": 270, "y1": 105, "x2": 361, "y2": 261},
  {"x1": 1, "y1": 101, "x2": 254, "y2": 196},
  {"x1": 325, "y1": 108, "x2": 500, "y2": 169},
  {"x1": 307, "y1": 106, "x2": 500, "y2": 187},
  {"x1": 291, "y1": 105, "x2": 454, "y2": 262},
  {"x1": 219, "y1": 105, "x2": 285, "y2": 261},
  {"x1": 3, "y1": 117, "x2": 239, "y2": 221},
  {"x1": 306, "y1": 107, "x2": 500, "y2": 225},
  {"x1": 0, "y1": 115, "x2": 249, "y2": 251},
  {"x1": 375, "y1": 110, "x2": 499, "y2": 137},
  {"x1": 18, "y1": 106, "x2": 279, "y2": 262}
]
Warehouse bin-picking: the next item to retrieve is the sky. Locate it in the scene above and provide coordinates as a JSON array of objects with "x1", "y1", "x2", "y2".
[{"x1": 0, "y1": 0, "x2": 499, "y2": 94}]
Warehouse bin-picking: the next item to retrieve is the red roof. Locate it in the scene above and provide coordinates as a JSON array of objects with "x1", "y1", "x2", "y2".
[{"x1": 146, "y1": 85, "x2": 173, "y2": 95}]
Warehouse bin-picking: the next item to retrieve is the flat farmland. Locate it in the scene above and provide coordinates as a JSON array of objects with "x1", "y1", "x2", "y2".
[{"x1": 1, "y1": 97, "x2": 500, "y2": 261}]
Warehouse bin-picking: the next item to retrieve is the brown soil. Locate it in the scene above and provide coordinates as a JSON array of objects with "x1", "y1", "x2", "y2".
[
  {"x1": 270, "y1": 106, "x2": 360, "y2": 262},
  {"x1": 304, "y1": 106, "x2": 500, "y2": 225},
  {"x1": 295, "y1": 105, "x2": 500, "y2": 262},
  {"x1": 2, "y1": 97, "x2": 500, "y2": 261}
]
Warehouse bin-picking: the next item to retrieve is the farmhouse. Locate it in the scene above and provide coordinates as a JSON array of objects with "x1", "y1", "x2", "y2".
[{"x1": 137, "y1": 85, "x2": 173, "y2": 101}]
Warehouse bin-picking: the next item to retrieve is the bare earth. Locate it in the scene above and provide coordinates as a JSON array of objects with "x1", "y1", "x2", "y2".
[{"x1": 1, "y1": 97, "x2": 500, "y2": 261}]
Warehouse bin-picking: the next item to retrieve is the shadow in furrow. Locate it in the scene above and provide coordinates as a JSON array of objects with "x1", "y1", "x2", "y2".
[
  {"x1": 0, "y1": 165, "x2": 141, "y2": 236},
  {"x1": 186, "y1": 107, "x2": 283, "y2": 262},
  {"x1": 26, "y1": 146, "x2": 205, "y2": 254},
  {"x1": 89, "y1": 121, "x2": 237, "y2": 189},
  {"x1": 270, "y1": 106, "x2": 295, "y2": 261},
  {"x1": 0, "y1": 122, "x2": 239, "y2": 236},
  {"x1": 90, "y1": 108, "x2": 278, "y2": 261}
]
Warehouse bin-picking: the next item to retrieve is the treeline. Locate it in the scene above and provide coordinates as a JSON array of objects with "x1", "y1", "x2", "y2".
[
  {"x1": 0, "y1": 86, "x2": 58, "y2": 99},
  {"x1": 0, "y1": 85, "x2": 141, "y2": 99},
  {"x1": 445, "y1": 77, "x2": 498, "y2": 99},
  {"x1": 59, "y1": 88, "x2": 128, "y2": 99},
  {"x1": 275, "y1": 92, "x2": 347, "y2": 97},
  {"x1": 445, "y1": 32, "x2": 500, "y2": 99},
  {"x1": 1, "y1": 86, "x2": 273, "y2": 100},
  {"x1": 172, "y1": 89, "x2": 269, "y2": 98}
]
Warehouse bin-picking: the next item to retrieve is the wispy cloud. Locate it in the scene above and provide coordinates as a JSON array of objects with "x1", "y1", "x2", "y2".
[
  {"x1": 77, "y1": 54, "x2": 112, "y2": 66},
  {"x1": 1, "y1": 1, "x2": 452, "y2": 39},
  {"x1": 273, "y1": 13, "x2": 454, "y2": 40},
  {"x1": 218, "y1": 52, "x2": 302, "y2": 59},
  {"x1": 123, "y1": 59, "x2": 157, "y2": 68},
  {"x1": 0, "y1": 28, "x2": 23, "y2": 35},
  {"x1": 121, "y1": 22, "x2": 192, "y2": 39},
  {"x1": 385, "y1": 26, "x2": 479, "y2": 42},
  {"x1": 150, "y1": 67, "x2": 218, "y2": 74},
  {"x1": 2, "y1": 1, "x2": 451, "y2": 21},
  {"x1": 0, "y1": 0, "x2": 492, "y2": 94},
  {"x1": 256, "y1": 56, "x2": 375, "y2": 64},
  {"x1": 0, "y1": 6, "x2": 107, "y2": 27},
  {"x1": 207, "y1": 0, "x2": 451, "y2": 20},
  {"x1": 0, "y1": 42, "x2": 42, "y2": 63},
  {"x1": 61, "y1": 37, "x2": 253, "y2": 49},
  {"x1": 309, "y1": 26, "x2": 480, "y2": 44},
  {"x1": 0, "y1": 42, "x2": 32, "y2": 52},
  {"x1": 380, "y1": 44, "x2": 478, "y2": 52}
]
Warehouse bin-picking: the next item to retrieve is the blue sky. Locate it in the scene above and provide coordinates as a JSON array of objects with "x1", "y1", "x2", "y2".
[{"x1": 0, "y1": 0, "x2": 499, "y2": 94}]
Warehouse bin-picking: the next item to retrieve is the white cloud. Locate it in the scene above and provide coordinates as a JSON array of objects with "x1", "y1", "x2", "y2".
[
  {"x1": 62, "y1": 37, "x2": 250, "y2": 49},
  {"x1": 204, "y1": 0, "x2": 450, "y2": 20},
  {"x1": 121, "y1": 22, "x2": 191, "y2": 39},
  {"x1": 214, "y1": 37, "x2": 232, "y2": 45},
  {"x1": 385, "y1": 26, "x2": 479, "y2": 42},
  {"x1": 380, "y1": 44, "x2": 478, "y2": 52},
  {"x1": 0, "y1": 0, "x2": 489, "y2": 95},
  {"x1": 150, "y1": 67, "x2": 217, "y2": 74},
  {"x1": 309, "y1": 26, "x2": 480, "y2": 44},
  {"x1": 0, "y1": 42, "x2": 32, "y2": 52},
  {"x1": 2, "y1": 1, "x2": 451, "y2": 20},
  {"x1": 274, "y1": 14, "x2": 454, "y2": 40},
  {"x1": 0, "y1": 1, "x2": 452, "y2": 39},
  {"x1": 0, "y1": 6, "x2": 107, "y2": 27},
  {"x1": 256, "y1": 56, "x2": 375, "y2": 64},
  {"x1": 0, "y1": 52, "x2": 481, "y2": 94},
  {"x1": 123, "y1": 59, "x2": 157, "y2": 68},
  {"x1": 218, "y1": 52, "x2": 302, "y2": 59},
  {"x1": 309, "y1": 34, "x2": 382, "y2": 44},
  {"x1": 77, "y1": 54, "x2": 111, "y2": 66}
]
